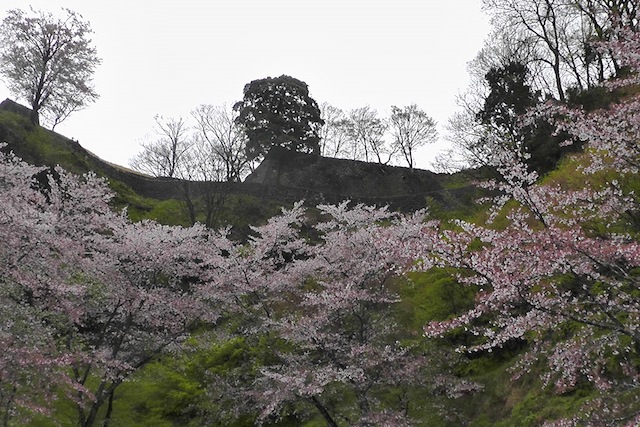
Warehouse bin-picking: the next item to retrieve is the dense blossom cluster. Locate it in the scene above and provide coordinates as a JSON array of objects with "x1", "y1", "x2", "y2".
[
  {"x1": 0, "y1": 148, "x2": 225, "y2": 426},
  {"x1": 186, "y1": 200, "x2": 445, "y2": 424},
  {"x1": 243, "y1": 202, "x2": 434, "y2": 425}
]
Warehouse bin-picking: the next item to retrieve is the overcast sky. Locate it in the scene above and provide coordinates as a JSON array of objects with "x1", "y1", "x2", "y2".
[{"x1": 0, "y1": 1, "x2": 490, "y2": 171}]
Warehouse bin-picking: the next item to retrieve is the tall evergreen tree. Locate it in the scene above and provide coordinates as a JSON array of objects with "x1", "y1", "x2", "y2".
[
  {"x1": 479, "y1": 61, "x2": 570, "y2": 174},
  {"x1": 233, "y1": 75, "x2": 324, "y2": 161}
]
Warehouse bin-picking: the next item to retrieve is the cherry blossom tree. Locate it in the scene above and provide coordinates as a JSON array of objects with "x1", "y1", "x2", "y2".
[
  {"x1": 0, "y1": 146, "x2": 230, "y2": 426},
  {"x1": 252, "y1": 203, "x2": 425, "y2": 425},
  {"x1": 422, "y1": 25, "x2": 640, "y2": 423},
  {"x1": 68, "y1": 219, "x2": 224, "y2": 427},
  {"x1": 0, "y1": 149, "x2": 77, "y2": 425},
  {"x1": 209, "y1": 201, "x2": 481, "y2": 425}
]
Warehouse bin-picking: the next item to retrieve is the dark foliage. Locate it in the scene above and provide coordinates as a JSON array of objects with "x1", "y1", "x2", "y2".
[
  {"x1": 478, "y1": 61, "x2": 540, "y2": 135},
  {"x1": 478, "y1": 62, "x2": 575, "y2": 175},
  {"x1": 233, "y1": 75, "x2": 324, "y2": 161}
]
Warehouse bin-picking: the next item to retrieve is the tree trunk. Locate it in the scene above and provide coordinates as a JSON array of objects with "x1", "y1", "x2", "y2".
[
  {"x1": 29, "y1": 108, "x2": 40, "y2": 126},
  {"x1": 357, "y1": 392, "x2": 371, "y2": 423},
  {"x1": 310, "y1": 396, "x2": 339, "y2": 427},
  {"x1": 180, "y1": 181, "x2": 197, "y2": 225},
  {"x1": 102, "y1": 389, "x2": 115, "y2": 427},
  {"x1": 1, "y1": 386, "x2": 17, "y2": 427}
]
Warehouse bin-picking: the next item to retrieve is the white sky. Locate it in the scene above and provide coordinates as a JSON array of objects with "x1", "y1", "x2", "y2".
[{"x1": 0, "y1": 1, "x2": 490, "y2": 171}]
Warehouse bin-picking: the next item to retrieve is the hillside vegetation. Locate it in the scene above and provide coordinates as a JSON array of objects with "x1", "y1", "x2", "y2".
[
  {"x1": 1, "y1": 48, "x2": 640, "y2": 426},
  {"x1": 0, "y1": 98, "x2": 486, "y2": 225}
]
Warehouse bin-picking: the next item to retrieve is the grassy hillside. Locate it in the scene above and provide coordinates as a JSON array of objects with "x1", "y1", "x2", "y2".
[
  {"x1": 0, "y1": 100, "x2": 284, "y2": 233},
  {"x1": 0, "y1": 99, "x2": 487, "y2": 229}
]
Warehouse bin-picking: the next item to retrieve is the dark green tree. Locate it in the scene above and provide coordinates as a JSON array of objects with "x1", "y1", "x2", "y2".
[
  {"x1": 233, "y1": 75, "x2": 324, "y2": 161},
  {"x1": 478, "y1": 61, "x2": 540, "y2": 140},
  {"x1": 478, "y1": 61, "x2": 572, "y2": 174}
]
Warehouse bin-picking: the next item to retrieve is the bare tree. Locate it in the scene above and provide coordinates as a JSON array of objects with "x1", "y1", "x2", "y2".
[
  {"x1": 318, "y1": 102, "x2": 351, "y2": 158},
  {"x1": 191, "y1": 104, "x2": 250, "y2": 182},
  {"x1": 176, "y1": 136, "x2": 229, "y2": 228},
  {"x1": 572, "y1": 0, "x2": 638, "y2": 80},
  {"x1": 129, "y1": 116, "x2": 191, "y2": 178},
  {"x1": 345, "y1": 106, "x2": 394, "y2": 164},
  {"x1": 482, "y1": 0, "x2": 568, "y2": 100},
  {"x1": 442, "y1": 0, "x2": 632, "y2": 171},
  {"x1": 0, "y1": 7, "x2": 100, "y2": 126},
  {"x1": 481, "y1": 0, "x2": 626, "y2": 100},
  {"x1": 389, "y1": 104, "x2": 437, "y2": 170},
  {"x1": 438, "y1": 92, "x2": 497, "y2": 172},
  {"x1": 128, "y1": 113, "x2": 238, "y2": 228}
]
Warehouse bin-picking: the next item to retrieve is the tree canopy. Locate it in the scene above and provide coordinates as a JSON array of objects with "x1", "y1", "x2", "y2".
[
  {"x1": 233, "y1": 75, "x2": 324, "y2": 161},
  {"x1": 0, "y1": 7, "x2": 100, "y2": 128}
]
